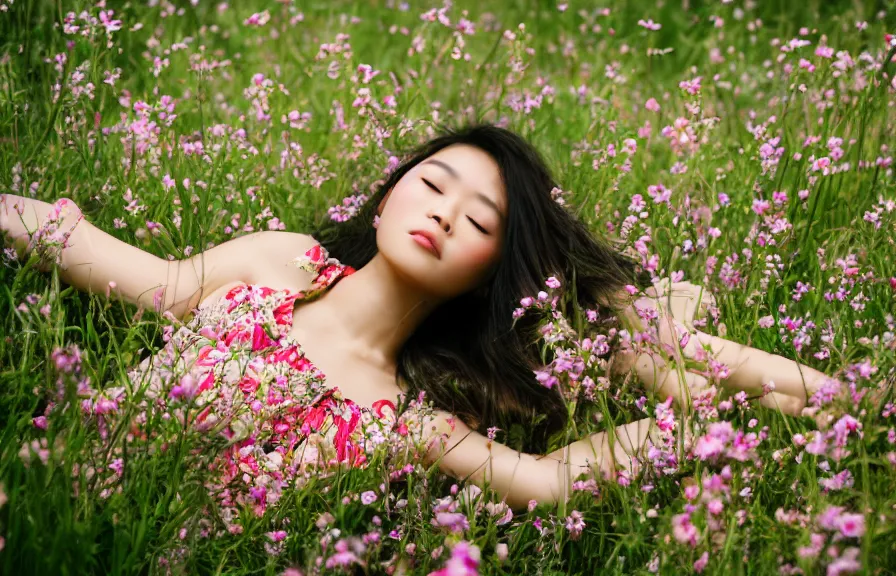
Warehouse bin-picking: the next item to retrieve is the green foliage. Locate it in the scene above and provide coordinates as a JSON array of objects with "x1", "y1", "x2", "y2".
[{"x1": 1, "y1": 0, "x2": 896, "y2": 574}]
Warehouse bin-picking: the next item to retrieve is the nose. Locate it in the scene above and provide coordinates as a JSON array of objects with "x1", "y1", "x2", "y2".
[{"x1": 430, "y1": 213, "x2": 451, "y2": 234}]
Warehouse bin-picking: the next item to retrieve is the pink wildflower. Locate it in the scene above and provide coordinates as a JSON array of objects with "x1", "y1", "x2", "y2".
[
  {"x1": 679, "y1": 76, "x2": 702, "y2": 95},
  {"x1": 428, "y1": 540, "x2": 480, "y2": 576},
  {"x1": 266, "y1": 530, "x2": 287, "y2": 542},
  {"x1": 324, "y1": 538, "x2": 363, "y2": 569},
  {"x1": 836, "y1": 513, "x2": 865, "y2": 538},
  {"x1": 244, "y1": 11, "x2": 271, "y2": 26},
  {"x1": 564, "y1": 510, "x2": 586, "y2": 540},
  {"x1": 432, "y1": 512, "x2": 469, "y2": 533},
  {"x1": 672, "y1": 512, "x2": 699, "y2": 547},
  {"x1": 693, "y1": 551, "x2": 709, "y2": 572},
  {"x1": 827, "y1": 547, "x2": 861, "y2": 575}
]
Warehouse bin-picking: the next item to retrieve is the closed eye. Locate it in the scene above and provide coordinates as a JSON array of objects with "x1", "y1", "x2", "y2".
[
  {"x1": 468, "y1": 217, "x2": 489, "y2": 235},
  {"x1": 422, "y1": 178, "x2": 442, "y2": 194},
  {"x1": 423, "y1": 178, "x2": 489, "y2": 235}
]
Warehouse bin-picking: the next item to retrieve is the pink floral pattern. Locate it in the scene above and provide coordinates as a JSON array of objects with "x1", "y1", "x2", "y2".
[{"x1": 123, "y1": 244, "x2": 443, "y2": 517}]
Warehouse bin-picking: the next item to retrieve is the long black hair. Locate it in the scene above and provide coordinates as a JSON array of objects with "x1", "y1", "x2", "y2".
[{"x1": 311, "y1": 123, "x2": 651, "y2": 453}]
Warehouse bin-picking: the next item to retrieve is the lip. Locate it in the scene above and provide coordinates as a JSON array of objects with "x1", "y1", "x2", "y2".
[{"x1": 409, "y1": 230, "x2": 441, "y2": 259}]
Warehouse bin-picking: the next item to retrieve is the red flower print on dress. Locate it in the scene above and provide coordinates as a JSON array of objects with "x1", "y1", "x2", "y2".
[{"x1": 76, "y1": 245, "x2": 439, "y2": 528}]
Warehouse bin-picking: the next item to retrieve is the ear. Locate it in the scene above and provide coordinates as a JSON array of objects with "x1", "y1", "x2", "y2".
[{"x1": 377, "y1": 186, "x2": 394, "y2": 216}]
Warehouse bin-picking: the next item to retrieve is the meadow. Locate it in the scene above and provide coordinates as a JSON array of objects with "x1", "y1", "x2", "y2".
[{"x1": 1, "y1": 0, "x2": 896, "y2": 574}]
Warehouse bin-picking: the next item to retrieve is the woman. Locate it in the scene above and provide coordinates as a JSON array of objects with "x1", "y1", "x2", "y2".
[{"x1": 1, "y1": 123, "x2": 833, "y2": 512}]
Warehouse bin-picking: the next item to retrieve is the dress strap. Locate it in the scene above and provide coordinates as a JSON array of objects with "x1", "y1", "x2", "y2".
[
  {"x1": 288, "y1": 243, "x2": 356, "y2": 300},
  {"x1": 290, "y1": 243, "x2": 341, "y2": 274}
]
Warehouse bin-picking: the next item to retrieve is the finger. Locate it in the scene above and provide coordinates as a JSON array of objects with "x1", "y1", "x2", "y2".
[
  {"x1": 685, "y1": 371, "x2": 712, "y2": 396},
  {"x1": 668, "y1": 282, "x2": 715, "y2": 309},
  {"x1": 672, "y1": 282, "x2": 715, "y2": 314},
  {"x1": 759, "y1": 391, "x2": 805, "y2": 416},
  {"x1": 653, "y1": 314, "x2": 702, "y2": 361},
  {"x1": 699, "y1": 290, "x2": 717, "y2": 313},
  {"x1": 651, "y1": 365, "x2": 711, "y2": 409}
]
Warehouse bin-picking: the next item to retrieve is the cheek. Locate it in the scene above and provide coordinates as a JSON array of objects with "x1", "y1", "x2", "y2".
[
  {"x1": 380, "y1": 186, "x2": 407, "y2": 220},
  {"x1": 453, "y1": 239, "x2": 501, "y2": 277}
]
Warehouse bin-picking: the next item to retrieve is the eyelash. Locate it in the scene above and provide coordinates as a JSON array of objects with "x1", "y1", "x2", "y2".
[{"x1": 422, "y1": 178, "x2": 489, "y2": 235}]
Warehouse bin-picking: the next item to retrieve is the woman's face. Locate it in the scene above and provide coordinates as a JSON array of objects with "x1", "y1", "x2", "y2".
[{"x1": 376, "y1": 144, "x2": 507, "y2": 300}]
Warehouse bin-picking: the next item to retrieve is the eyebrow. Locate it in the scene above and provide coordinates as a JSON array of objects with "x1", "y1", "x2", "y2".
[{"x1": 422, "y1": 159, "x2": 506, "y2": 222}]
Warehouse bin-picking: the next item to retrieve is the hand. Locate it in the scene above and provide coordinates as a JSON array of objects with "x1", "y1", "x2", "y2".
[
  {"x1": 644, "y1": 279, "x2": 717, "y2": 330},
  {"x1": 615, "y1": 289, "x2": 715, "y2": 413}
]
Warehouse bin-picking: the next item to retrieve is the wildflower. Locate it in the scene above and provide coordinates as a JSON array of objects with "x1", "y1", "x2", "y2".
[
  {"x1": 328, "y1": 193, "x2": 369, "y2": 222},
  {"x1": 356, "y1": 64, "x2": 380, "y2": 84},
  {"x1": 827, "y1": 547, "x2": 861, "y2": 575},
  {"x1": 637, "y1": 19, "x2": 661, "y2": 31},
  {"x1": 818, "y1": 505, "x2": 846, "y2": 531},
  {"x1": 647, "y1": 184, "x2": 671, "y2": 204},
  {"x1": 679, "y1": 76, "x2": 702, "y2": 95},
  {"x1": 694, "y1": 551, "x2": 709, "y2": 572},
  {"x1": 432, "y1": 512, "x2": 470, "y2": 533},
  {"x1": 836, "y1": 513, "x2": 865, "y2": 538},
  {"x1": 244, "y1": 11, "x2": 271, "y2": 26},
  {"x1": 316, "y1": 512, "x2": 335, "y2": 530},
  {"x1": 266, "y1": 530, "x2": 287, "y2": 542},
  {"x1": 564, "y1": 510, "x2": 586, "y2": 540},
  {"x1": 98, "y1": 10, "x2": 122, "y2": 33},
  {"x1": 324, "y1": 538, "x2": 363, "y2": 569},
  {"x1": 671, "y1": 512, "x2": 699, "y2": 547},
  {"x1": 798, "y1": 533, "x2": 826, "y2": 558},
  {"x1": 360, "y1": 490, "x2": 377, "y2": 505},
  {"x1": 544, "y1": 186, "x2": 567, "y2": 209},
  {"x1": 428, "y1": 540, "x2": 481, "y2": 576},
  {"x1": 812, "y1": 156, "x2": 831, "y2": 174}
]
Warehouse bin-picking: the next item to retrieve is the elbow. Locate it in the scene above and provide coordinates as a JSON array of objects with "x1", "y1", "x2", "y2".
[{"x1": 506, "y1": 456, "x2": 570, "y2": 513}]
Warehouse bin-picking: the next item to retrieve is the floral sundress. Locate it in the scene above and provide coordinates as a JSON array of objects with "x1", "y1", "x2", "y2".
[{"x1": 120, "y1": 243, "x2": 446, "y2": 518}]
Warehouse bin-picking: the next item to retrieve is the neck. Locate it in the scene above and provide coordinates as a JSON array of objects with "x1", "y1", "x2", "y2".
[{"x1": 293, "y1": 252, "x2": 443, "y2": 369}]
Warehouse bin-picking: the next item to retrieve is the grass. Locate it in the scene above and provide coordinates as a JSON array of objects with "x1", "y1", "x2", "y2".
[{"x1": 1, "y1": 0, "x2": 896, "y2": 574}]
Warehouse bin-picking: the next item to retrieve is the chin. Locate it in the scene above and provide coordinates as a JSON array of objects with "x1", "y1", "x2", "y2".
[{"x1": 379, "y1": 233, "x2": 482, "y2": 299}]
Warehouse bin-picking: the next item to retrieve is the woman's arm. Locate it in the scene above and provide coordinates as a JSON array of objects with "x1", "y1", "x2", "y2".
[
  {"x1": 685, "y1": 329, "x2": 830, "y2": 414},
  {"x1": 423, "y1": 411, "x2": 654, "y2": 511},
  {"x1": 613, "y1": 281, "x2": 832, "y2": 416},
  {"x1": 0, "y1": 194, "x2": 317, "y2": 320}
]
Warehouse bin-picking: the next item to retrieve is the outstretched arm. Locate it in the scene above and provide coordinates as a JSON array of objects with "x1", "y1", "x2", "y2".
[
  {"x1": 614, "y1": 280, "x2": 833, "y2": 416},
  {"x1": 0, "y1": 194, "x2": 317, "y2": 320},
  {"x1": 423, "y1": 411, "x2": 655, "y2": 511},
  {"x1": 422, "y1": 280, "x2": 836, "y2": 510}
]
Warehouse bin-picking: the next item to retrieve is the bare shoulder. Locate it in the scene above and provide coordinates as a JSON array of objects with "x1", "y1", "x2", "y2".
[
  {"x1": 192, "y1": 231, "x2": 321, "y2": 310},
  {"x1": 230, "y1": 230, "x2": 321, "y2": 284}
]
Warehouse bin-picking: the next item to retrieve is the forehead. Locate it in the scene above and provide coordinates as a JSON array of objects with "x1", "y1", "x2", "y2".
[{"x1": 423, "y1": 144, "x2": 506, "y2": 207}]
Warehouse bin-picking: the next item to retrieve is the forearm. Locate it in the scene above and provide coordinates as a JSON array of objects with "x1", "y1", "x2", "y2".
[
  {"x1": 613, "y1": 292, "x2": 828, "y2": 414},
  {"x1": 539, "y1": 418, "x2": 655, "y2": 504},
  {"x1": 1, "y1": 194, "x2": 204, "y2": 317},
  {"x1": 691, "y1": 329, "x2": 829, "y2": 404}
]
